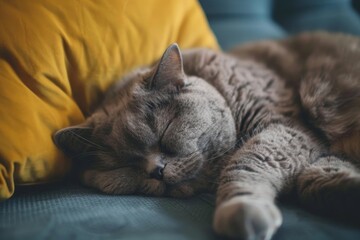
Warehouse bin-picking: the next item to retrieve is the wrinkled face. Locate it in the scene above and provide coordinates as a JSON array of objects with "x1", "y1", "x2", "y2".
[{"x1": 54, "y1": 44, "x2": 236, "y2": 197}]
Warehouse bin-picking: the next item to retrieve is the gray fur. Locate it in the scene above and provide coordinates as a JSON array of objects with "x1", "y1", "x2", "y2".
[{"x1": 54, "y1": 32, "x2": 360, "y2": 240}]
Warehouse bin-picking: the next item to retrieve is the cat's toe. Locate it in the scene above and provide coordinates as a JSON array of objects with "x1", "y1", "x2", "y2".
[{"x1": 213, "y1": 197, "x2": 282, "y2": 240}]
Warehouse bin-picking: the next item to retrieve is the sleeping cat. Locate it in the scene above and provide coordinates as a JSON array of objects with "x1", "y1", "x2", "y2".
[{"x1": 54, "y1": 32, "x2": 360, "y2": 240}]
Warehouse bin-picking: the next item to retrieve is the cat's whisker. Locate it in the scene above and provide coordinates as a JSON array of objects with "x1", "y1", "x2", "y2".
[
  {"x1": 53, "y1": 32, "x2": 360, "y2": 240},
  {"x1": 69, "y1": 151, "x2": 114, "y2": 161},
  {"x1": 68, "y1": 130, "x2": 107, "y2": 151}
]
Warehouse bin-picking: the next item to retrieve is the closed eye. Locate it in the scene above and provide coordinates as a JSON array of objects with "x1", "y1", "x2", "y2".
[
  {"x1": 160, "y1": 118, "x2": 173, "y2": 142},
  {"x1": 159, "y1": 118, "x2": 177, "y2": 156},
  {"x1": 159, "y1": 143, "x2": 176, "y2": 156}
]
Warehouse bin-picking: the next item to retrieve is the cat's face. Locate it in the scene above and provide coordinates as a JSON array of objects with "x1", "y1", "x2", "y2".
[{"x1": 54, "y1": 44, "x2": 236, "y2": 197}]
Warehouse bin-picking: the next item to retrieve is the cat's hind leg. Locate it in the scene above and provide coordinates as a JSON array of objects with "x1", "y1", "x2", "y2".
[{"x1": 297, "y1": 155, "x2": 360, "y2": 219}]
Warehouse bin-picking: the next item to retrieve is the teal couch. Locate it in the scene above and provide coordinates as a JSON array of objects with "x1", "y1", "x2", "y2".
[
  {"x1": 200, "y1": 0, "x2": 360, "y2": 50},
  {"x1": 2, "y1": 1, "x2": 360, "y2": 239}
]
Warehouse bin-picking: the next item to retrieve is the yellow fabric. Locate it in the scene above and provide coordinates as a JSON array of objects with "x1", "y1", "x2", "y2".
[{"x1": 0, "y1": 0, "x2": 218, "y2": 200}]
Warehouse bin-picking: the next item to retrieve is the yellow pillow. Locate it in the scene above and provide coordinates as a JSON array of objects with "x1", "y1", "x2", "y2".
[{"x1": 0, "y1": 0, "x2": 218, "y2": 200}]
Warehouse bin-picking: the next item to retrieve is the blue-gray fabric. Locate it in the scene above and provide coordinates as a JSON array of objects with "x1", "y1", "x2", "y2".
[
  {"x1": 199, "y1": 0, "x2": 360, "y2": 49},
  {"x1": 1, "y1": 184, "x2": 360, "y2": 240},
  {"x1": 2, "y1": 1, "x2": 360, "y2": 239}
]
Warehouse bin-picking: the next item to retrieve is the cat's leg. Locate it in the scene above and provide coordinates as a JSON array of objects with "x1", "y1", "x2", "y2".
[
  {"x1": 82, "y1": 168, "x2": 166, "y2": 196},
  {"x1": 82, "y1": 168, "x2": 142, "y2": 194},
  {"x1": 297, "y1": 155, "x2": 360, "y2": 219},
  {"x1": 168, "y1": 177, "x2": 215, "y2": 198},
  {"x1": 213, "y1": 123, "x2": 320, "y2": 240}
]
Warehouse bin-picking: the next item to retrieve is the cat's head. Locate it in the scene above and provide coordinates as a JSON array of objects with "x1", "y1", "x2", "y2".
[{"x1": 54, "y1": 44, "x2": 236, "y2": 197}]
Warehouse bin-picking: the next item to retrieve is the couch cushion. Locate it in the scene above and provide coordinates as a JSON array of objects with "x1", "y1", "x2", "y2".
[
  {"x1": 273, "y1": 0, "x2": 360, "y2": 35},
  {"x1": 200, "y1": 0, "x2": 360, "y2": 49},
  {"x1": 1, "y1": 185, "x2": 360, "y2": 240},
  {"x1": 0, "y1": 0, "x2": 218, "y2": 200}
]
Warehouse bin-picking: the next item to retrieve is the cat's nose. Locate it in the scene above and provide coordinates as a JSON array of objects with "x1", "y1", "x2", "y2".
[{"x1": 150, "y1": 166, "x2": 164, "y2": 180}]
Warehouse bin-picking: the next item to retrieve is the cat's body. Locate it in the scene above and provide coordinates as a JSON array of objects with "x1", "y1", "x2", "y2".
[{"x1": 55, "y1": 32, "x2": 360, "y2": 240}]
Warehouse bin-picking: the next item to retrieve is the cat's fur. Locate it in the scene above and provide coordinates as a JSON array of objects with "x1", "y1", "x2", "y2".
[{"x1": 54, "y1": 32, "x2": 360, "y2": 240}]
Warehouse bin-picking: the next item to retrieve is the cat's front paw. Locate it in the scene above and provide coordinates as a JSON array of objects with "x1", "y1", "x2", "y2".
[
  {"x1": 138, "y1": 179, "x2": 166, "y2": 196},
  {"x1": 213, "y1": 197, "x2": 282, "y2": 240},
  {"x1": 168, "y1": 184, "x2": 195, "y2": 198}
]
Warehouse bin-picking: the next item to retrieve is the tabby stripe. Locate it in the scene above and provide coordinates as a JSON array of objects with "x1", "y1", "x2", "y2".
[
  {"x1": 182, "y1": 158, "x2": 200, "y2": 173},
  {"x1": 251, "y1": 118, "x2": 263, "y2": 132},
  {"x1": 237, "y1": 82, "x2": 250, "y2": 91},
  {"x1": 217, "y1": 185, "x2": 254, "y2": 203},
  {"x1": 218, "y1": 191, "x2": 253, "y2": 203},
  {"x1": 226, "y1": 191, "x2": 253, "y2": 200},
  {"x1": 140, "y1": 184, "x2": 151, "y2": 193},
  {"x1": 235, "y1": 107, "x2": 244, "y2": 130},
  {"x1": 252, "y1": 152, "x2": 264, "y2": 162},
  {"x1": 261, "y1": 145, "x2": 274, "y2": 155},
  {"x1": 263, "y1": 78, "x2": 274, "y2": 91},
  {"x1": 223, "y1": 164, "x2": 257, "y2": 173},
  {"x1": 228, "y1": 72, "x2": 237, "y2": 85},
  {"x1": 219, "y1": 175, "x2": 244, "y2": 185},
  {"x1": 239, "y1": 109, "x2": 252, "y2": 132},
  {"x1": 102, "y1": 106, "x2": 109, "y2": 116},
  {"x1": 218, "y1": 182, "x2": 242, "y2": 195},
  {"x1": 243, "y1": 105, "x2": 263, "y2": 132},
  {"x1": 298, "y1": 174, "x2": 324, "y2": 193},
  {"x1": 207, "y1": 53, "x2": 217, "y2": 65}
]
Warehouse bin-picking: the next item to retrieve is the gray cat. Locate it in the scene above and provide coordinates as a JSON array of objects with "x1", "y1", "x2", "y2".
[{"x1": 54, "y1": 32, "x2": 360, "y2": 240}]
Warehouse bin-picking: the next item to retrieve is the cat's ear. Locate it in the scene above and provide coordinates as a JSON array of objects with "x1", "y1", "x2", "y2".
[
  {"x1": 148, "y1": 43, "x2": 186, "y2": 91},
  {"x1": 53, "y1": 125, "x2": 96, "y2": 156}
]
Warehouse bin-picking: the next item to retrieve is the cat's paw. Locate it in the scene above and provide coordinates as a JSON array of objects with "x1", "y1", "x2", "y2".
[
  {"x1": 168, "y1": 184, "x2": 195, "y2": 198},
  {"x1": 138, "y1": 179, "x2": 166, "y2": 196},
  {"x1": 213, "y1": 197, "x2": 282, "y2": 240}
]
